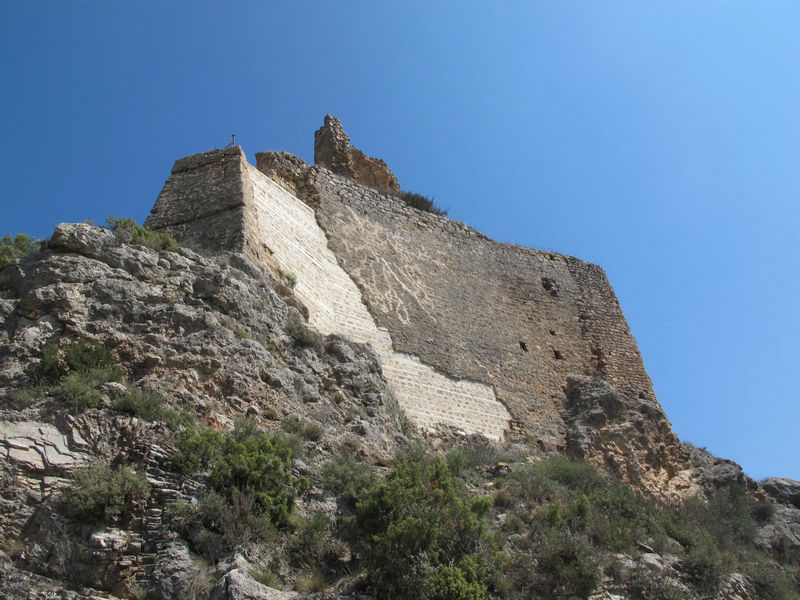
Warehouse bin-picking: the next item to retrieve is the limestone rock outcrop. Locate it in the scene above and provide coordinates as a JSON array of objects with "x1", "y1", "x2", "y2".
[
  {"x1": 4, "y1": 122, "x2": 799, "y2": 599},
  {"x1": 561, "y1": 377, "x2": 694, "y2": 499},
  {"x1": 314, "y1": 115, "x2": 400, "y2": 193},
  {"x1": 0, "y1": 223, "x2": 406, "y2": 598}
]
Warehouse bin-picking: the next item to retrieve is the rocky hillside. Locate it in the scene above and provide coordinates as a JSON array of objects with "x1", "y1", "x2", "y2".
[{"x1": 1, "y1": 224, "x2": 798, "y2": 599}]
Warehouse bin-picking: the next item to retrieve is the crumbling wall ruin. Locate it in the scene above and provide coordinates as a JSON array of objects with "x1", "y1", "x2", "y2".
[{"x1": 147, "y1": 119, "x2": 692, "y2": 492}]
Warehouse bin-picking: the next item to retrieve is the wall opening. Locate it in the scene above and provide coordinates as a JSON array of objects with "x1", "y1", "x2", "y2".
[{"x1": 541, "y1": 277, "x2": 559, "y2": 297}]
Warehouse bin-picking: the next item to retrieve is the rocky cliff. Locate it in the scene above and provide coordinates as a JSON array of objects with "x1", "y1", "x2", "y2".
[
  {"x1": 1, "y1": 119, "x2": 799, "y2": 599},
  {"x1": 151, "y1": 118, "x2": 691, "y2": 500}
]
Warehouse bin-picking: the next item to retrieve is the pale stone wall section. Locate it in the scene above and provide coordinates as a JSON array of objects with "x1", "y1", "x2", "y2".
[{"x1": 246, "y1": 164, "x2": 510, "y2": 440}]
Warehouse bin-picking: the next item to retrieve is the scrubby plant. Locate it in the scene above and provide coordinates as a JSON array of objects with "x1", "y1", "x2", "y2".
[
  {"x1": 107, "y1": 216, "x2": 179, "y2": 250},
  {"x1": 31, "y1": 339, "x2": 124, "y2": 412},
  {"x1": 627, "y1": 568, "x2": 692, "y2": 600},
  {"x1": 180, "y1": 556, "x2": 217, "y2": 600},
  {"x1": 285, "y1": 319, "x2": 318, "y2": 348},
  {"x1": 173, "y1": 420, "x2": 305, "y2": 528},
  {"x1": 0, "y1": 233, "x2": 43, "y2": 268},
  {"x1": 211, "y1": 426, "x2": 303, "y2": 525},
  {"x1": 35, "y1": 338, "x2": 122, "y2": 386},
  {"x1": 396, "y1": 190, "x2": 448, "y2": 216},
  {"x1": 288, "y1": 512, "x2": 332, "y2": 568},
  {"x1": 111, "y1": 385, "x2": 190, "y2": 428},
  {"x1": 57, "y1": 371, "x2": 105, "y2": 411},
  {"x1": 523, "y1": 528, "x2": 601, "y2": 599},
  {"x1": 284, "y1": 272, "x2": 297, "y2": 288},
  {"x1": 321, "y1": 456, "x2": 377, "y2": 509},
  {"x1": 281, "y1": 416, "x2": 323, "y2": 441},
  {"x1": 62, "y1": 463, "x2": 150, "y2": 524},
  {"x1": 294, "y1": 568, "x2": 326, "y2": 593},
  {"x1": 171, "y1": 426, "x2": 225, "y2": 473},
  {"x1": 4, "y1": 385, "x2": 48, "y2": 410},
  {"x1": 249, "y1": 565, "x2": 283, "y2": 589},
  {"x1": 353, "y1": 455, "x2": 502, "y2": 599}
]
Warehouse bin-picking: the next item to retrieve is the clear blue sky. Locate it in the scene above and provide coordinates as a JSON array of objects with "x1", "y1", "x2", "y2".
[{"x1": 2, "y1": 2, "x2": 798, "y2": 481}]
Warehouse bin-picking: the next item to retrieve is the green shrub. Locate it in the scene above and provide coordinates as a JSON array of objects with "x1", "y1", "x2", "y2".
[
  {"x1": 0, "y1": 233, "x2": 42, "y2": 268},
  {"x1": 285, "y1": 319, "x2": 318, "y2": 348},
  {"x1": 107, "y1": 216, "x2": 179, "y2": 250},
  {"x1": 200, "y1": 489, "x2": 276, "y2": 547},
  {"x1": 33, "y1": 343, "x2": 68, "y2": 385},
  {"x1": 396, "y1": 191, "x2": 448, "y2": 216},
  {"x1": 207, "y1": 421, "x2": 304, "y2": 526},
  {"x1": 35, "y1": 338, "x2": 121, "y2": 385},
  {"x1": 354, "y1": 456, "x2": 500, "y2": 599},
  {"x1": 747, "y1": 558, "x2": 797, "y2": 600},
  {"x1": 526, "y1": 529, "x2": 601, "y2": 599},
  {"x1": 284, "y1": 272, "x2": 297, "y2": 288},
  {"x1": 288, "y1": 512, "x2": 331, "y2": 567},
  {"x1": 532, "y1": 456, "x2": 606, "y2": 494},
  {"x1": 684, "y1": 537, "x2": 726, "y2": 595},
  {"x1": 171, "y1": 427, "x2": 225, "y2": 473},
  {"x1": 321, "y1": 456, "x2": 377, "y2": 508},
  {"x1": 4, "y1": 385, "x2": 49, "y2": 410},
  {"x1": 58, "y1": 371, "x2": 105, "y2": 411},
  {"x1": 429, "y1": 564, "x2": 490, "y2": 600},
  {"x1": 111, "y1": 385, "x2": 190, "y2": 428},
  {"x1": 62, "y1": 463, "x2": 150, "y2": 523},
  {"x1": 32, "y1": 339, "x2": 123, "y2": 412}
]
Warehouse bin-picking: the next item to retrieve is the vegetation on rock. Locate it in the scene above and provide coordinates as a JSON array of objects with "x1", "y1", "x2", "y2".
[
  {"x1": 0, "y1": 233, "x2": 42, "y2": 268},
  {"x1": 107, "y1": 215, "x2": 178, "y2": 250},
  {"x1": 62, "y1": 463, "x2": 150, "y2": 524},
  {"x1": 396, "y1": 190, "x2": 448, "y2": 216}
]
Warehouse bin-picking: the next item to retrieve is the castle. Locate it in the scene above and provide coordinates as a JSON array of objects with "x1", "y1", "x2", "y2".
[{"x1": 146, "y1": 116, "x2": 691, "y2": 496}]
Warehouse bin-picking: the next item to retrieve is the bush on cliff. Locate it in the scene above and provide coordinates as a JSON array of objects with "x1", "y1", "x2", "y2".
[
  {"x1": 62, "y1": 463, "x2": 150, "y2": 524},
  {"x1": 396, "y1": 190, "x2": 448, "y2": 216},
  {"x1": 351, "y1": 455, "x2": 505, "y2": 600},
  {"x1": 107, "y1": 216, "x2": 178, "y2": 250},
  {"x1": 172, "y1": 420, "x2": 306, "y2": 527},
  {"x1": 32, "y1": 339, "x2": 123, "y2": 412},
  {"x1": 0, "y1": 233, "x2": 43, "y2": 268}
]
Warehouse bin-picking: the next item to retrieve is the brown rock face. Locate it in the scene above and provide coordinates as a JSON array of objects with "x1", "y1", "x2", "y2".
[{"x1": 314, "y1": 115, "x2": 400, "y2": 193}]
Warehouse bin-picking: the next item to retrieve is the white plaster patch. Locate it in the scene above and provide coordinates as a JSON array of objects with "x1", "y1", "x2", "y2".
[{"x1": 247, "y1": 166, "x2": 511, "y2": 440}]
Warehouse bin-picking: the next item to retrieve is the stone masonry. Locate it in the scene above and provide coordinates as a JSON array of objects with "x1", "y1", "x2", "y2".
[
  {"x1": 147, "y1": 118, "x2": 688, "y2": 491},
  {"x1": 148, "y1": 150, "x2": 510, "y2": 440}
]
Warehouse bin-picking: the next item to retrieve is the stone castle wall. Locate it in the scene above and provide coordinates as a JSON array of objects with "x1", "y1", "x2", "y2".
[
  {"x1": 148, "y1": 142, "x2": 658, "y2": 451},
  {"x1": 300, "y1": 167, "x2": 656, "y2": 447},
  {"x1": 149, "y1": 149, "x2": 511, "y2": 440}
]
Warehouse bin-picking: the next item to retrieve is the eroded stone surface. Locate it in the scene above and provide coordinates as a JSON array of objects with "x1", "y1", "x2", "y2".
[
  {"x1": 149, "y1": 143, "x2": 688, "y2": 483},
  {"x1": 246, "y1": 163, "x2": 510, "y2": 439},
  {"x1": 314, "y1": 115, "x2": 400, "y2": 193}
]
